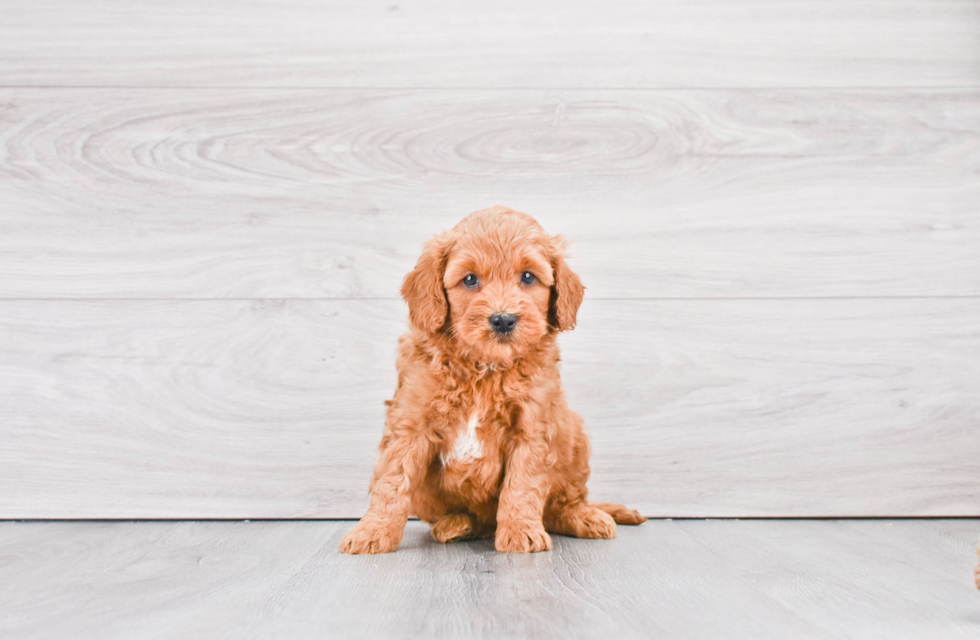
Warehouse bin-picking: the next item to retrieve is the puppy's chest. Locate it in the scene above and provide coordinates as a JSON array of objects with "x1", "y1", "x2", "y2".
[{"x1": 438, "y1": 408, "x2": 505, "y2": 469}]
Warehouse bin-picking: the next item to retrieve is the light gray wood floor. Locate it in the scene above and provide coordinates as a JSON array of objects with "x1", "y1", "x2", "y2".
[{"x1": 2, "y1": 519, "x2": 978, "y2": 639}]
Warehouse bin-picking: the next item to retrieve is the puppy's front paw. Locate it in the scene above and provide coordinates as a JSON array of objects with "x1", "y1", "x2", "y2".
[
  {"x1": 339, "y1": 519, "x2": 403, "y2": 554},
  {"x1": 495, "y1": 520, "x2": 552, "y2": 553}
]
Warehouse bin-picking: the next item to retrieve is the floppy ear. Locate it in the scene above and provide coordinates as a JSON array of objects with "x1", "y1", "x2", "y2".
[
  {"x1": 548, "y1": 235, "x2": 585, "y2": 332},
  {"x1": 401, "y1": 233, "x2": 453, "y2": 334}
]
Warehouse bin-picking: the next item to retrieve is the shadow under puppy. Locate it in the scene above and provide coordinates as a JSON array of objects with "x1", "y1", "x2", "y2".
[{"x1": 340, "y1": 205, "x2": 644, "y2": 554}]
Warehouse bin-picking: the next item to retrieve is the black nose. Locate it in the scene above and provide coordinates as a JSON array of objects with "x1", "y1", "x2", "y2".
[{"x1": 489, "y1": 312, "x2": 518, "y2": 335}]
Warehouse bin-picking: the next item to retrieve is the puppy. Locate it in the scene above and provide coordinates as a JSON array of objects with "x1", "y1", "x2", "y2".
[{"x1": 340, "y1": 205, "x2": 644, "y2": 554}]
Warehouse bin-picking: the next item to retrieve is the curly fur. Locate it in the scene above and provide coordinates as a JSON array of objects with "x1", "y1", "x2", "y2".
[{"x1": 339, "y1": 205, "x2": 644, "y2": 554}]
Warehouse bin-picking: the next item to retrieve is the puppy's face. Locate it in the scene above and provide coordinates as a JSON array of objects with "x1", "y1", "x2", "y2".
[
  {"x1": 442, "y1": 229, "x2": 554, "y2": 363},
  {"x1": 401, "y1": 207, "x2": 584, "y2": 365}
]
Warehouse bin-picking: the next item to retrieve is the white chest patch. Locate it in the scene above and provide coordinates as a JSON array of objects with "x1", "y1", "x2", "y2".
[{"x1": 441, "y1": 412, "x2": 483, "y2": 465}]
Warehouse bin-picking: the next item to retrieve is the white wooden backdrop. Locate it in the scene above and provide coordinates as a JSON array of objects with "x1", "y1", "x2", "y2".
[{"x1": 1, "y1": 1, "x2": 978, "y2": 518}]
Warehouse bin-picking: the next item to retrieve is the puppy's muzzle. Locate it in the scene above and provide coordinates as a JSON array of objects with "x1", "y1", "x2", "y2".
[{"x1": 489, "y1": 312, "x2": 518, "y2": 335}]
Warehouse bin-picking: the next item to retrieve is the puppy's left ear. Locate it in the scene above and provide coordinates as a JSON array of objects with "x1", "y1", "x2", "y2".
[
  {"x1": 401, "y1": 232, "x2": 454, "y2": 334},
  {"x1": 548, "y1": 235, "x2": 585, "y2": 332}
]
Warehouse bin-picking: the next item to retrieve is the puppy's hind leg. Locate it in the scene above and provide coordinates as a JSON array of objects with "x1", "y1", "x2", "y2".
[
  {"x1": 590, "y1": 501, "x2": 646, "y2": 525},
  {"x1": 546, "y1": 502, "x2": 617, "y2": 539},
  {"x1": 431, "y1": 513, "x2": 477, "y2": 543}
]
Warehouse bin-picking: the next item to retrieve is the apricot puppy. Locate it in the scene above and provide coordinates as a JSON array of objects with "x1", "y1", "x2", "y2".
[{"x1": 339, "y1": 206, "x2": 644, "y2": 554}]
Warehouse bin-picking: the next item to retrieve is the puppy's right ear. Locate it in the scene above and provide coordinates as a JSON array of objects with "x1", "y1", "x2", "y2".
[{"x1": 401, "y1": 233, "x2": 454, "y2": 334}]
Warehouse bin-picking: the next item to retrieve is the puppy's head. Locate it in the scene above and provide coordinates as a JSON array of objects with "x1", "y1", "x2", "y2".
[{"x1": 401, "y1": 206, "x2": 584, "y2": 364}]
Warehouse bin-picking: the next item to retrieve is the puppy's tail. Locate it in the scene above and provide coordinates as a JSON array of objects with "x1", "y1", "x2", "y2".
[{"x1": 590, "y1": 501, "x2": 646, "y2": 525}]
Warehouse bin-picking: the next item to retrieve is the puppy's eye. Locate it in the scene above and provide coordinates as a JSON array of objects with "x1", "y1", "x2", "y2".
[
  {"x1": 520, "y1": 271, "x2": 537, "y2": 285},
  {"x1": 462, "y1": 274, "x2": 479, "y2": 288}
]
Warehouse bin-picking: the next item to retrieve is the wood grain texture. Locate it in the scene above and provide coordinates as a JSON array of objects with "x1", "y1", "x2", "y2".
[
  {"x1": 1, "y1": 298, "x2": 977, "y2": 519},
  {"x1": 3, "y1": 1, "x2": 979, "y2": 522},
  {"x1": 2, "y1": 88, "x2": 979, "y2": 299},
  {"x1": 1, "y1": 519, "x2": 978, "y2": 639},
  {"x1": 1, "y1": 1, "x2": 979, "y2": 88}
]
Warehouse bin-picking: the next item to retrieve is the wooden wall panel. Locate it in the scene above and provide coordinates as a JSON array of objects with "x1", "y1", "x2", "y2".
[
  {"x1": 2, "y1": 1, "x2": 978, "y2": 519},
  {"x1": 1, "y1": 298, "x2": 976, "y2": 518},
  {"x1": 1, "y1": 1, "x2": 978, "y2": 88},
  {"x1": 2, "y1": 89, "x2": 978, "y2": 299}
]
